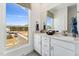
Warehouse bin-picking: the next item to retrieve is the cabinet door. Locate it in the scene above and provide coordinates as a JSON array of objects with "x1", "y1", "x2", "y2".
[
  {"x1": 42, "y1": 36, "x2": 50, "y2": 46},
  {"x1": 34, "y1": 34, "x2": 42, "y2": 54},
  {"x1": 51, "y1": 38, "x2": 75, "y2": 51},
  {"x1": 75, "y1": 43, "x2": 79, "y2": 56},
  {"x1": 51, "y1": 46, "x2": 54, "y2": 56},
  {"x1": 53, "y1": 45, "x2": 74, "y2": 56},
  {"x1": 42, "y1": 44, "x2": 50, "y2": 56}
]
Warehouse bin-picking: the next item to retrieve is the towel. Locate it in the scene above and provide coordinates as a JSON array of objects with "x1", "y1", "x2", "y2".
[{"x1": 71, "y1": 17, "x2": 78, "y2": 35}]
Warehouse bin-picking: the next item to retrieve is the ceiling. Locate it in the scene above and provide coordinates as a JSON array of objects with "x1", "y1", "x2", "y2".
[
  {"x1": 17, "y1": 3, "x2": 31, "y2": 9},
  {"x1": 49, "y1": 3, "x2": 76, "y2": 13},
  {"x1": 17, "y1": 3, "x2": 61, "y2": 11}
]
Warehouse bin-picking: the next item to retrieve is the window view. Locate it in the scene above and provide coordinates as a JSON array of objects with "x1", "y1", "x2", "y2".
[
  {"x1": 47, "y1": 17, "x2": 54, "y2": 29},
  {"x1": 6, "y1": 3, "x2": 29, "y2": 49}
]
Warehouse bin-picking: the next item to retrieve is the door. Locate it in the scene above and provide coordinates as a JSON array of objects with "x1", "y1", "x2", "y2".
[
  {"x1": 51, "y1": 46, "x2": 54, "y2": 56},
  {"x1": 53, "y1": 44, "x2": 74, "y2": 56}
]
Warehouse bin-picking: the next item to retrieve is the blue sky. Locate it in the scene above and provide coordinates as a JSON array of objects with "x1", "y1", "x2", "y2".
[
  {"x1": 47, "y1": 17, "x2": 53, "y2": 26},
  {"x1": 6, "y1": 3, "x2": 53, "y2": 26},
  {"x1": 6, "y1": 3, "x2": 29, "y2": 26}
]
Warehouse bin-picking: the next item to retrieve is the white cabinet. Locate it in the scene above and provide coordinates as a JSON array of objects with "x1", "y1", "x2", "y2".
[
  {"x1": 34, "y1": 34, "x2": 42, "y2": 55},
  {"x1": 51, "y1": 38, "x2": 75, "y2": 56},
  {"x1": 51, "y1": 46, "x2": 54, "y2": 56},
  {"x1": 34, "y1": 33, "x2": 76, "y2": 56},
  {"x1": 53, "y1": 44, "x2": 74, "y2": 56},
  {"x1": 42, "y1": 36, "x2": 51, "y2": 56},
  {"x1": 75, "y1": 43, "x2": 79, "y2": 56},
  {"x1": 51, "y1": 39, "x2": 75, "y2": 51}
]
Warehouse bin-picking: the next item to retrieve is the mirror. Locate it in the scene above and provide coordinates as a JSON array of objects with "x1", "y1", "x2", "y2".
[
  {"x1": 46, "y1": 3, "x2": 77, "y2": 33},
  {"x1": 47, "y1": 16, "x2": 54, "y2": 30},
  {"x1": 46, "y1": 11, "x2": 54, "y2": 30},
  {"x1": 67, "y1": 4, "x2": 77, "y2": 33}
]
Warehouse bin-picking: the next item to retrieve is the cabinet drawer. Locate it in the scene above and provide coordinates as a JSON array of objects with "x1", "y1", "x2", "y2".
[
  {"x1": 42, "y1": 36, "x2": 50, "y2": 44},
  {"x1": 42, "y1": 36, "x2": 50, "y2": 56},
  {"x1": 42, "y1": 52, "x2": 50, "y2": 56},
  {"x1": 51, "y1": 39, "x2": 75, "y2": 51},
  {"x1": 42, "y1": 47, "x2": 50, "y2": 56}
]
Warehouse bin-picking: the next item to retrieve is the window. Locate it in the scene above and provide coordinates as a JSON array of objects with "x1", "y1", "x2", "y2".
[
  {"x1": 6, "y1": 3, "x2": 30, "y2": 49},
  {"x1": 47, "y1": 16, "x2": 54, "y2": 29}
]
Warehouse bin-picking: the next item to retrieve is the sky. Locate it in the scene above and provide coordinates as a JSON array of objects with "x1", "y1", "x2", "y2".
[
  {"x1": 47, "y1": 17, "x2": 53, "y2": 26},
  {"x1": 6, "y1": 3, "x2": 53, "y2": 26},
  {"x1": 6, "y1": 3, "x2": 29, "y2": 26}
]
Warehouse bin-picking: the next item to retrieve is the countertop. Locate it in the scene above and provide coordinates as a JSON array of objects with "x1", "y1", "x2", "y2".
[{"x1": 35, "y1": 32, "x2": 79, "y2": 44}]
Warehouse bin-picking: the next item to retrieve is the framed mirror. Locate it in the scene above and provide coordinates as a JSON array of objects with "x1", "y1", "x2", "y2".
[{"x1": 46, "y1": 11, "x2": 54, "y2": 30}]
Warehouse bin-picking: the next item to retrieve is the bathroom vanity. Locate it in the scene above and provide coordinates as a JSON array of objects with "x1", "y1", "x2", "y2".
[
  {"x1": 34, "y1": 4, "x2": 79, "y2": 56},
  {"x1": 34, "y1": 33, "x2": 79, "y2": 56}
]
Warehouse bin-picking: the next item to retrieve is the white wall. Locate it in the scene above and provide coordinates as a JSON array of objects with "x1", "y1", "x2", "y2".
[
  {"x1": 53, "y1": 7, "x2": 67, "y2": 32},
  {"x1": 77, "y1": 4, "x2": 79, "y2": 34},
  {"x1": 40, "y1": 12, "x2": 47, "y2": 30},
  {"x1": 40, "y1": 3, "x2": 61, "y2": 11},
  {"x1": 31, "y1": 4, "x2": 41, "y2": 32},
  {"x1": 0, "y1": 3, "x2": 6, "y2": 56},
  {"x1": 31, "y1": 3, "x2": 47, "y2": 32},
  {"x1": 67, "y1": 5, "x2": 77, "y2": 33}
]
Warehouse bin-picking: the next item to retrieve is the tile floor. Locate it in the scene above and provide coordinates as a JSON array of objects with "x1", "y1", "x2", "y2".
[{"x1": 25, "y1": 50, "x2": 41, "y2": 56}]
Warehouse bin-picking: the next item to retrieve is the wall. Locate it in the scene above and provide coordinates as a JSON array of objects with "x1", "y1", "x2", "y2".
[
  {"x1": 31, "y1": 4, "x2": 41, "y2": 32},
  {"x1": 0, "y1": 3, "x2": 6, "y2": 56},
  {"x1": 77, "y1": 4, "x2": 79, "y2": 34},
  {"x1": 67, "y1": 5, "x2": 77, "y2": 33},
  {"x1": 31, "y1": 3, "x2": 48, "y2": 32}
]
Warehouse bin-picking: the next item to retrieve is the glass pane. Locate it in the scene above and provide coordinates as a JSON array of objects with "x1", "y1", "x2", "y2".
[
  {"x1": 47, "y1": 17, "x2": 53, "y2": 29},
  {"x1": 6, "y1": 3, "x2": 29, "y2": 49}
]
